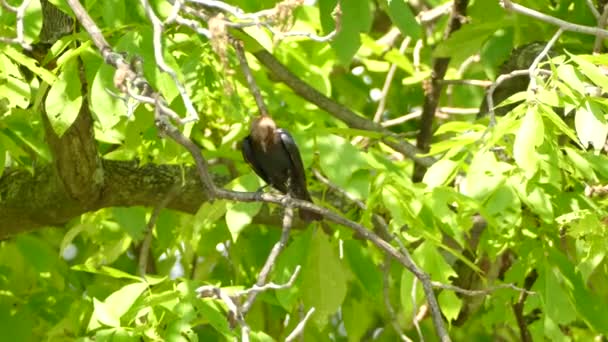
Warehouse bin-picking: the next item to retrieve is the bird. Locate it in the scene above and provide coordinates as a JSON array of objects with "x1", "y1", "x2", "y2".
[{"x1": 241, "y1": 115, "x2": 322, "y2": 221}]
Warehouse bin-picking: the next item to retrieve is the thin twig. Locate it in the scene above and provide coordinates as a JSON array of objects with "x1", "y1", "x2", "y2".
[
  {"x1": 485, "y1": 69, "x2": 552, "y2": 124},
  {"x1": 586, "y1": 0, "x2": 602, "y2": 19},
  {"x1": 241, "y1": 205, "x2": 294, "y2": 315},
  {"x1": 594, "y1": 4, "x2": 608, "y2": 53},
  {"x1": 413, "y1": 39, "x2": 423, "y2": 72},
  {"x1": 412, "y1": 278, "x2": 424, "y2": 342},
  {"x1": 196, "y1": 284, "x2": 250, "y2": 340},
  {"x1": 236, "y1": 265, "x2": 301, "y2": 296},
  {"x1": 446, "y1": 55, "x2": 482, "y2": 105},
  {"x1": 140, "y1": 0, "x2": 199, "y2": 122},
  {"x1": 438, "y1": 107, "x2": 479, "y2": 115},
  {"x1": 268, "y1": 27, "x2": 338, "y2": 43},
  {"x1": 373, "y1": 37, "x2": 412, "y2": 123},
  {"x1": 233, "y1": 39, "x2": 269, "y2": 116},
  {"x1": 382, "y1": 107, "x2": 472, "y2": 127},
  {"x1": 285, "y1": 307, "x2": 316, "y2": 342},
  {"x1": 431, "y1": 281, "x2": 536, "y2": 296},
  {"x1": 417, "y1": 2, "x2": 452, "y2": 23},
  {"x1": 382, "y1": 110, "x2": 423, "y2": 127},
  {"x1": 528, "y1": 28, "x2": 562, "y2": 91},
  {"x1": 0, "y1": 0, "x2": 33, "y2": 50},
  {"x1": 501, "y1": 0, "x2": 608, "y2": 37},
  {"x1": 441, "y1": 79, "x2": 491, "y2": 87}
]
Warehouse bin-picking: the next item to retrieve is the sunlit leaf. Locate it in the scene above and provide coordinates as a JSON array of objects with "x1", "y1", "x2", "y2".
[
  {"x1": 514, "y1": 106, "x2": 543, "y2": 176},
  {"x1": 575, "y1": 100, "x2": 608, "y2": 150},
  {"x1": 301, "y1": 231, "x2": 347, "y2": 328},
  {"x1": 45, "y1": 58, "x2": 83, "y2": 137}
]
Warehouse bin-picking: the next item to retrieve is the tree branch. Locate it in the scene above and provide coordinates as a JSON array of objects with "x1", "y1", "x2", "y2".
[
  {"x1": 241, "y1": 205, "x2": 295, "y2": 315},
  {"x1": 251, "y1": 49, "x2": 434, "y2": 168},
  {"x1": 511, "y1": 269, "x2": 538, "y2": 342},
  {"x1": 413, "y1": 0, "x2": 469, "y2": 182}
]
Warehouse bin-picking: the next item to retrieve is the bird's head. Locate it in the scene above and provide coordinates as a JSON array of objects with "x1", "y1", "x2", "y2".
[{"x1": 250, "y1": 116, "x2": 277, "y2": 152}]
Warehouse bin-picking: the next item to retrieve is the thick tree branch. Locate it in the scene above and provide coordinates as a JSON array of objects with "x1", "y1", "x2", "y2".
[
  {"x1": 42, "y1": 65, "x2": 102, "y2": 208},
  {"x1": 0, "y1": 159, "x2": 310, "y2": 238},
  {"x1": 413, "y1": 0, "x2": 468, "y2": 181}
]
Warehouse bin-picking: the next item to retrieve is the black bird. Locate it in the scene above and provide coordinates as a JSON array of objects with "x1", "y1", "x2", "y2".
[{"x1": 241, "y1": 115, "x2": 321, "y2": 221}]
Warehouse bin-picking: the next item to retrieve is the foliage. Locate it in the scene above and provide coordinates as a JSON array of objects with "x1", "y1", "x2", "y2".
[{"x1": 1, "y1": 0, "x2": 608, "y2": 341}]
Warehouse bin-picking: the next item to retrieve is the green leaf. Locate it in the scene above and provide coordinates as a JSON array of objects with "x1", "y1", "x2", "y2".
[
  {"x1": 557, "y1": 64, "x2": 586, "y2": 96},
  {"x1": 434, "y1": 22, "x2": 505, "y2": 59},
  {"x1": 413, "y1": 241, "x2": 456, "y2": 284},
  {"x1": 461, "y1": 151, "x2": 509, "y2": 200},
  {"x1": 514, "y1": 106, "x2": 543, "y2": 176},
  {"x1": 89, "y1": 298, "x2": 120, "y2": 330},
  {"x1": 317, "y1": 134, "x2": 368, "y2": 189},
  {"x1": 382, "y1": 185, "x2": 410, "y2": 227},
  {"x1": 0, "y1": 118, "x2": 52, "y2": 162},
  {"x1": 575, "y1": 100, "x2": 608, "y2": 150},
  {"x1": 194, "y1": 200, "x2": 229, "y2": 230},
  {"x1": 544, "y1": 265, "x2": 577, "y2": 325},
  {"x1": 399, "y1": 267, "x2": 424, "y2": 317},
  {"x1": 15, "y1": 235, "x2": 60, "y2": 273},
  {"x1": 102, "y1": 0, "x2": 126, "y2": 28},
  {"x1": 380, "y1": 0, "x2": 421, "y2": 39},
  {"x1": 563, "y1": 147, "x2": 596, "y2": 181},
  {"x1": 0, "y1": 75, "x2": 29, "y2": 108},
  {"x1": 319, "y1": 0, "x2": 371, "y2": 65},
  {"x1": 275, "y1": 229, "x2": 313, "y2": 311},
  {"x1": 224, "y1": 173, "x2": 263, "y2": 241},
  {"x1": 113, "y1": 206, "x2": 147, "y2": 238},
  {"x1": 423, "y1": 159, "x2": 459, "y2": 189},
  {"x1": 572, "y1": 55, "x2": 608, "y2": 90},
  {"x1": 484, "y1": 184, "x2": 521, "y2": 230},
  {"x1": 548, "y1": 248, "x2": 608, "y2": 334},
  {"x1": 249, "y1": 330, "x2": 275, "y2": 342},
  {"x1": 301, "y1": 231, "x2": 347, "y2": 328},
  {"x1": 72, "y1": 264, "x2": 142, "y2": 282},
  {"x1": 225, "y1": 201, "x2": 262, "y2": 241},
  {"x1": 95, "y1": 327, "x2": 139, "y2": 342},
  {"x1": 45, "y1": 58, "x2": 83, "y2": 137},
  {"x1": 23, "y1": 0, "x2": 43, "y2": 44},
  {"x1": 197, "y1": 298, "x2": 235, "y2": 338},
  {"x1": 342, "y1": 298, "x2": 375, "y2": 342},
  {"x1": 511, "y1": 175, "x2": 554, "y2": 222},
  {"x1": 539, "y1": 104, "x2": 581, "y2": 148},
  {"x1": 343, "y1": 240, "x2": 382, "y2": 299},
  {"x1": 435, "y1": 121, "x2": 485, "y2": 135},
  {"x1": 586, "y1": 154, "x2": 608, "y2": 178},
  {"x1": 90, "y1": 62, "x2": 125, "y2": 130},
  {"x1": 438, "y1": 290, "x2": 462, "y2": 323},
  {"x1": 105, "y1": 282, "x2": 149, "y2": 320}
]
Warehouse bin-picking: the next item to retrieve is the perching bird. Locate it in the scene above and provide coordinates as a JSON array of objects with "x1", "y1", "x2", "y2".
[{"x1": 241, "y1": 115, "x2": 322, "y2": 221}]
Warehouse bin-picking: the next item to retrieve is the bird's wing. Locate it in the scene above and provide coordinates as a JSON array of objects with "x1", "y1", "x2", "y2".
[
  {"x1": 277, "y1": 129, "x2": 311, "y2": 199},
  {"x1": 242, "y1": 136, "x2": 271, "y2": 185}
]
